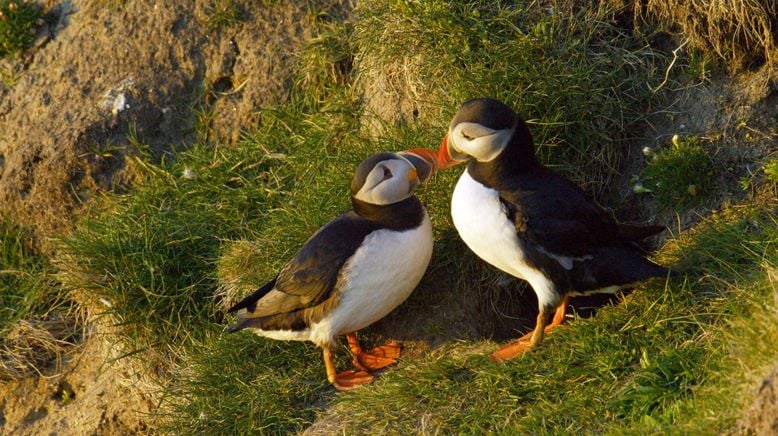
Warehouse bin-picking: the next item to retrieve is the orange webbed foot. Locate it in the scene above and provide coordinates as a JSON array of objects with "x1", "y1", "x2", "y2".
[
  {"x1": 333, "y1": 369, "x2": 375, "y2": 390},
  {"x1": 352, "y1": 342, "x2": 402, "y2": 372},
  {"x1": 490, "y1": 338, "x2": 534, "y2": 362}
]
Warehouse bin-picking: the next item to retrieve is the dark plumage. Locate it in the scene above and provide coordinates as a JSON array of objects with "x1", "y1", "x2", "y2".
[
  {"x1": 436, "y1": 98, "x2": 675, "y2": 361},
  {"x1": 225, "y1": 198, "x2": 425, "y2": 334},
  {"x1": 224, "y1": 150, "x2": 437, "y2": 389}
]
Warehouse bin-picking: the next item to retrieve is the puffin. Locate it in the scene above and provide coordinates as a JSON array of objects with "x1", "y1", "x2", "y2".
[
  {"x1": 225, "y1": 149, "x2": 440, "y2": 390},
  {"x1": 434, "y1": 98, "x2": 675, "y2": 362}
]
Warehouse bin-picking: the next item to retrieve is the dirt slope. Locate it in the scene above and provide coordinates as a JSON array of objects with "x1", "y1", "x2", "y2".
[
  {"x1": 0, "y1": 0, "x2": 774, "y2": 433},
  {"x1": 0, "y1": 0, "x2": 342, "y2": 433},
  {"x1": 0, "y1": 0, "x2": 318, "y2": 244}
]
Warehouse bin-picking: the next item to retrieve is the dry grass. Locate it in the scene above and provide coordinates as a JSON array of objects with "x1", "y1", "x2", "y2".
[
  {"x1": 214, "y1": 240, "x2": 271, "y2": 313},
  {"x1": 0, "y1": 312, "x2": 81, "y2": 380},
  {"x1": 638, "y1": 0, "x2": 776, "y2": 70}
]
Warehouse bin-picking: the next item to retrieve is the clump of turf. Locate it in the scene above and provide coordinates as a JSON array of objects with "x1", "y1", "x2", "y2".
[
  {"x1": 0, "y1": 217, "x2": 76, "y2": 380},
  {"x1": 0, "y1": 0, "x2": 42, "y2": 58},
  {"x1": 638, "y1": 135, "x2": 714, "y2": 210},
  {"x1": 200, "y1": 0, "x2": 247, "y2": 31},
  {"x1": 639, "y1": 0, "x2": 775, "y2": 70},
  {"x1": 159, "y1": 331, "x2": 335, "y2": 434},
  {"x1": 55, "y1": 141, "x2": 297, "y2": 355}
]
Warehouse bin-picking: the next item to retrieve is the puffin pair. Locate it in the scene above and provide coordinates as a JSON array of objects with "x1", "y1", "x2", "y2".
[
  {"x1": 435, "y1": 98, "x2": 675, "y2": 361},
  {"x1": 226, "y1": 97, "x2": 674, "y2": 391},
  {"x1": 225, "y1": 150, "x2": 439, "y2": 390}
]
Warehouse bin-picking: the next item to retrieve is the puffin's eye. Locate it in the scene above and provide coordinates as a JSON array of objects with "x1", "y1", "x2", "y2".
[
  {"x1": 461, "y1": 131, "x2": 474, "y2": 140},
  {"x1": 382, "y1": 166, "x2": 393, "y2": 178}
]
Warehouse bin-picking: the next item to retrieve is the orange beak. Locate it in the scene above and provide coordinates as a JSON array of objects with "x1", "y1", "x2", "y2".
[
  {"x1": 437, "y1": 134, "x2": 466, "y2": 169},
  {"x1": 399, "y1": 148, "x2": 440, "y2": 183}
]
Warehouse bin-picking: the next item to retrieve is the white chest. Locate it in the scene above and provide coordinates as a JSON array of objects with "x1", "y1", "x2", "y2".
[
  {"x1": 310, "y1": 210, "x2": 433, "y2": 343},
  {"x1": 451, "y1": 170, "x2": 561, "y2": 307},
  {"x1": 451, "y1": 170, "x2": 528, "y2": 280}
]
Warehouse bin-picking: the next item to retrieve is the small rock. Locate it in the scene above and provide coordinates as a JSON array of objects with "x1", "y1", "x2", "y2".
[
  {"x1": 182, "y1": 167, "x2": 197, "y2": 180},
  {"x1": 111, "y1": 93, "x2": 128, "y2": 116},
  {"x1": 633, "y1": 183, "x2": 653, "y2": 194}
]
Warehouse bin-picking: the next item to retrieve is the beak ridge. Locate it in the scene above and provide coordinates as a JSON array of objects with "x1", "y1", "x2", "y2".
[
  {"x1": 399, "y1": 148, "x2": 439, "y2": 183},
  {"x1": 437, "y1": 134, "x2": 466, "y2": 169}
]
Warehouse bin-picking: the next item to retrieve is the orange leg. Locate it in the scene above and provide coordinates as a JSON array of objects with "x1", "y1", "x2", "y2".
[
  {"x1": 550, "y1": 295, "x2": 569, "y2": 328},
  {"x1": 490, "y1": 295, "x2": 570, "y2": 362},
  {"x1": 347, "y1": 332, "x2": 402, "y2": 372},
  {"x1": 322, "y1": 346, "x2": 373, "y2": 391}
]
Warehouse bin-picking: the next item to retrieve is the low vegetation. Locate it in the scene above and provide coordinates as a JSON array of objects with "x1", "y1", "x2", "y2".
[
  {"x1": 0, "y1": 218, "x2": 75, "y2": 380},
  {"x1": 638, "y1": 135, "x2": 714, "y2": 210},
  {"x1": 640, "y1": 0, "x2": 775, "y2": 70},
  {"x1": 355, "y1": 0, "x2": 663, "y2": 195},
  {"x1": 1, "y1": 0, "x2": 775, "y2": 433},
  {"x1": 0, "y1": 0, "x2": 41, "y2": 58},
  {"x1": 317, "y1": 194, "x2": 776, "y2": 433},
  {"x1": 200, "y1": 0, "x2": 247, "y2": 31}
]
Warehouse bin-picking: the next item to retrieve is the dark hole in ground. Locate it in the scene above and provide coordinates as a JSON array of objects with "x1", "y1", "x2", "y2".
[
  {"x1": 212, "y1": 76, "x2": 234, "y2": 94},
  {"x1": 51, "y1": 381, "x2": 76, "y2": 406}
]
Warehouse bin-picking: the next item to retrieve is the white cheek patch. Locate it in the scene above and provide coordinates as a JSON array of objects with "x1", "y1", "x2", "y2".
[
  {"x1": 353, "y1": 159, "x2": 412, "y2": 205},
  {"x1": 451, "y1": 123, "x2": 514, "y2": 163}
]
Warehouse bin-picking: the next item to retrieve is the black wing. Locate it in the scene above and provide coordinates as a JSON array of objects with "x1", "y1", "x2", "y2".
[
  {"x1": 499, "y1": 170, "x2": 625, "y2": 257},
  {"x1": 226, "y1": 276, "x2": 278, "y2": 313},
  {"x1": 231, "y1": 212, "x2": 380, "y2": 319}
]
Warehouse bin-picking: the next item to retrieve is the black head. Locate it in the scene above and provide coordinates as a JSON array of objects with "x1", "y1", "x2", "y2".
[
  {"x1": 438, "y1": 98, "x2": 538, "y2": 172},
  {"x1": 450, "y1": 98, "x2": 517, "y2": 132}
]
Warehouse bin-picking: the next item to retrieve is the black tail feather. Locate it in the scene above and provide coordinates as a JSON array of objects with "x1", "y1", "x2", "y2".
[
  {"x1": 572, "y1": 245, "x2": 676, "y2": 292},
  {"x1": 617, "y1": 223, "x2": 667, "y2": 241},
  {"x1": 226, "y1": 276, "x2": 278, "y2": 314}
]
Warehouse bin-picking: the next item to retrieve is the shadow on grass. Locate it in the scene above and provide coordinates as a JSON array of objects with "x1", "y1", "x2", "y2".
[
  {"x1": 367, "y1": 226, "x2": 667, "y2": 351},
  {"x1": 307, "y1": 194, "x2": 776, "y2": 433}
]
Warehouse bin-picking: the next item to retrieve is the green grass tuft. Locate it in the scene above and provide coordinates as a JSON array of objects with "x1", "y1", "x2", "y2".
[
  {"x1": 56, "y1": 140, "x2": 300, "y2": 354},
  {"x1": 639, "y1": 135, "x2": 714, "y2": 210},
  {"x1": 0, "y1": 217, "x2": 75, "y2": 380},
  {"x1": 0, "y1": 0, "x2": 41, "y2": 58},
  {"x1": 160, "y1": 331, "x2": 334, "y2": 434},
  {"x1": 201, "y1": 0, "x2": 247, "y2": 31},
  {"x1": 313, "y1": 198, "x2": 777, "y2": 433},
  {"x1": 763, "y1": 157, "x2": 778, "y2": 184},
  {"x1": 0, "y1": 218, "x2": 48, "y2": 336}
]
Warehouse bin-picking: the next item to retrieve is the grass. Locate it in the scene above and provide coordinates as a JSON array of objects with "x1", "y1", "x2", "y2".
[
  {"x1": 40, "y1": 0, "x2": 776, "y2": 434},
  {"x1": 0, "y1": 217, "x2": 74, "y2": 379},
  {"x1": 0, "y1": 61, "x2": 22, "y2": 88},
  {"x1": 641, "y1": 0, "x2": 775, "y2": 70},
  {"x1": 355, "y1": 0, "x2": 663, "y2": 195},
  {"x1": 0, "y1": 0, "x2": 41, "y2": 58},
  {"x1": 0, "y1": 218, "x2": 48, "y2": 335},
  {"x1": 313, "y1": 196, "x2": 777, "y2": 433},
  {"x1": 638, "y1": 135, "x2": 715, "y2": 210},
  {"x1": 56, "y1": 139, "x2": 300, "y2": 354},
  {"x1": 159, "y1": 332, "x2": 333, "y2": 434},
  {"x1": 763, "y1": 156, "x2": 778, "y2": 184},
  {"x1": 200, "y1": 0, "x2": 247, "y2": 31}
]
